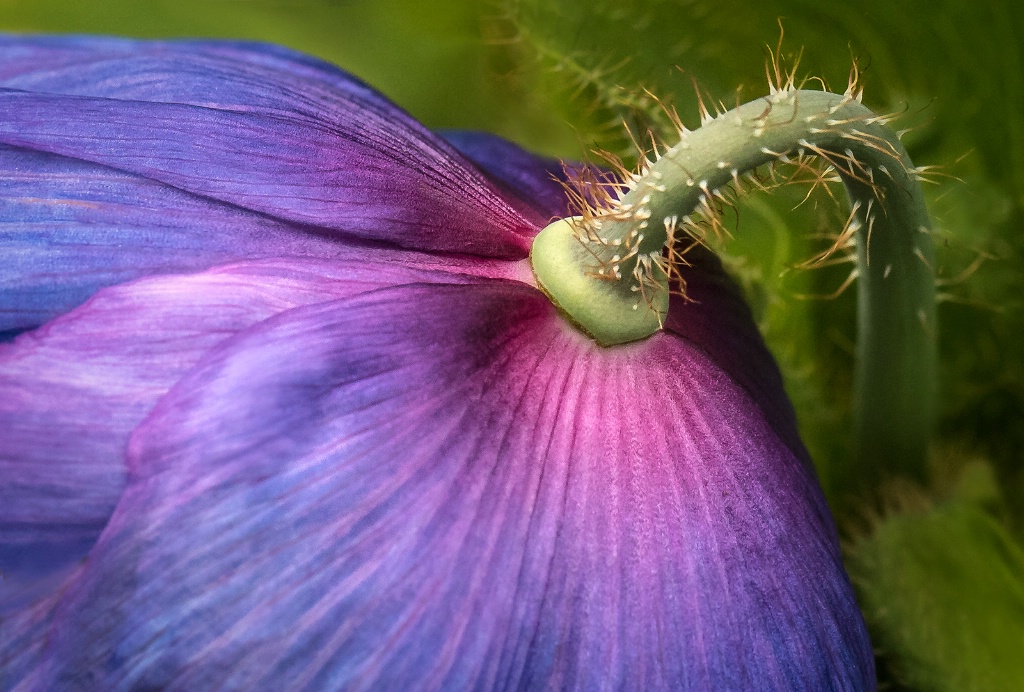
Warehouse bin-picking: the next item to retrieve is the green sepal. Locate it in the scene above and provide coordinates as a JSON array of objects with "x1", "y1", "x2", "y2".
[{"x1": 531, "y1": 217, "x2": 667, "y2": 346}]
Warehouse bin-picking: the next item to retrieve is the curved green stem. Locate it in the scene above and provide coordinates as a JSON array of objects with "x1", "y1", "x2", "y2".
[{"x1": 532, "y1": 88, "x2": 936, "y2": 489}]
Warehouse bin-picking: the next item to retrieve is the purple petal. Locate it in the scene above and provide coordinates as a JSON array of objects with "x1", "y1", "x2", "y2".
[
  {"x1": 664, "y1": 244, "x2": 808, "y2": 462},
  {"x1": 0, "y1": 36, "x2": 542, "y2": 250},
  {"x1": 440, "y1": 130, "x2": 575, "y2": 220},
  {"x1": 0, "y1": 36, "x2": 549, "y2": 330},
  {"x1": 30, "y1": 283, "x2": 872, "y2": 689},
  {"x1": 0, "y1": 146, "x2": 357, "y2": 332},
  {"x1": 0, "y1": 256, "x2": 516, "y2": 612},
  {"x1": 0, "y1": 35, "x2": 387, "y2": 109},
  {"x1": 0, "y1": 144, "x2": 535, "y2": 333},
  {"x1": 0, "y1": 566, "x2": 81, "y2": 689}
]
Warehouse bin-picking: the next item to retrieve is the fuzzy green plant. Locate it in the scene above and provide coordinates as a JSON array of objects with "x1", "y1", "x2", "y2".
[{"x1": 847, "y1": 464, "x2": 1024, "y2": 691}]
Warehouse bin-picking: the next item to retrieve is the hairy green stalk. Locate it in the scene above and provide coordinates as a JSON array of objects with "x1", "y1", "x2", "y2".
[{"x1": 531, "y1": 87, "x2": 936, "y2": 489}]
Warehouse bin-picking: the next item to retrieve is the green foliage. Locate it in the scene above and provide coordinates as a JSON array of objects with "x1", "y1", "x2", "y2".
[{"x1": 848, "y1": 464, "x2": 1024, "y2": 690}]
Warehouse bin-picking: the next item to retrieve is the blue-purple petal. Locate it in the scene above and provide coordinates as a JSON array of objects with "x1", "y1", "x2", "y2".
[
  {"x1": 0, "y1": 35, "x2": 390, "y2": 110},
  {"x1": 0, "y1": 88, "x2": 536, "y2": 250},
  {"x1": 25, "y1": 282, "x2": 872, "y2": 690},
  {"x1": 0, "y1": 256, "x2": 517, "y2": 615},
  {"x1": 440, "y1": 130, "x2": 576, "y2": 220},
  {"x1": 664, "y1": 244, "x2": 809, "y2": 463},
  {"x1": 0, "y1": 35, "x2": 542, "y2": 250},
  {"x1": 0, "y1": 36, "x2": 547, "y2": 331},
  {"x1": 0, "y1": 566, "x2": 81, "y2": 691},
  {"x1": 0, "y1": 146, "x2": 351, "y2": 332}
]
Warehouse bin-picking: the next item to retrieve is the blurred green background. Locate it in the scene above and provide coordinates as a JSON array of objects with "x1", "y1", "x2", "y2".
[{"x1": 3, "y1": 0, "x2": 1023, "y2": 688}]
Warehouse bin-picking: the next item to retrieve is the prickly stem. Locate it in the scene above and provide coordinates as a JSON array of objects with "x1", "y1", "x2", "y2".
[{"x1": 531, "y1": 87, "x2": 936, "y2": 489}]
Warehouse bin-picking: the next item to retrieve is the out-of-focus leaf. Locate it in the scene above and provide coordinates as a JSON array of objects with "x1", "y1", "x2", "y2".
[{"x1": 848, "y1": 463, "x2": 1024, "y2": 690}]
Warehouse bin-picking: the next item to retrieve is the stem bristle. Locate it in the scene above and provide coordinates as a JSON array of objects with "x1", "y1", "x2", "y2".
[{"x1": 556, "y1": 51, "x2": 920, "y2": 313}]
